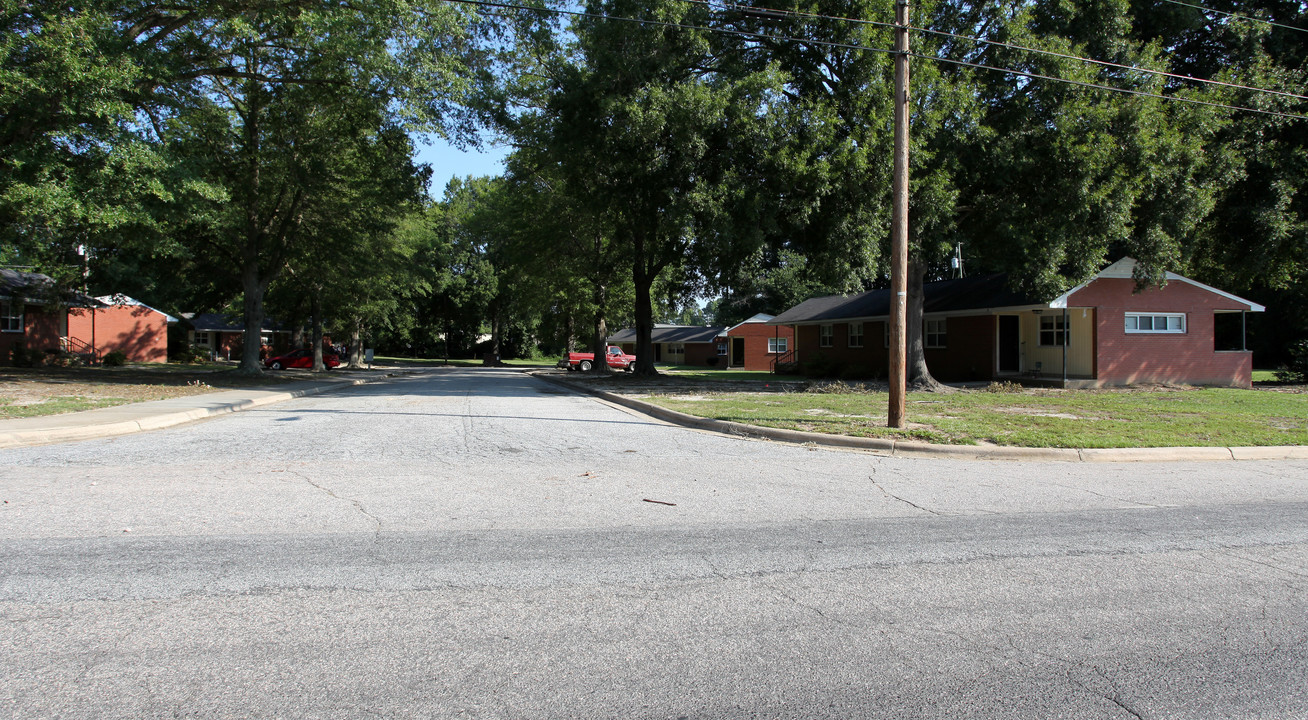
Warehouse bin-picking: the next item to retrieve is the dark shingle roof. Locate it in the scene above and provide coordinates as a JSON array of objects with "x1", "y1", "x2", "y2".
[
  {"x1": 609, "y1": 325, "x2": 725, "y2": 344},
  {"x1": 770, "y1": 274, "x2": 1044, "y2": 325},
  {"x1": 1, "y1": 269, "x2": 101, "y2": 306},
  {"x1": 183, "y1": 312, "x2": 289, "y2": 333}
]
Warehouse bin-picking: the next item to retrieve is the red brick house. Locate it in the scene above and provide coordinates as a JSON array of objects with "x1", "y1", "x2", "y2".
[
  {"x1": 721, "y1": 314, "x2": 796, "y2": 371},
  {"x1": 181, "y1": 312, "x2": 292, "y2": 361},
  {"x1": 612, "y1": 325, "x2": 726, "y2": 367},
  {"x1": 66, "y1": 296, "x2": 176, "y2": 363},
  {"x1": 3, "y1": 270, "x2": 177, "y2": 364},
  {"x1": 610, "y1": 315, "x2": 797, "y2": 371},
  {"x1": 769, "y1": 258, "x2": 1263, "y2": 388}
]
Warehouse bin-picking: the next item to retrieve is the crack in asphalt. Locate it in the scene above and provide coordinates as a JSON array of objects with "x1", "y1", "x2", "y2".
[
  {"x1": 289, "y1": 470, "x2": 382, "y2": 534},
  {"x1": 868, "y1": 474, "x2": 942, "y2": 516}
]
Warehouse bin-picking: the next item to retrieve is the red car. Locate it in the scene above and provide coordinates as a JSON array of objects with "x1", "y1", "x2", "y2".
[{"x1": 264, "y1": 348, "x2": 340, "y2": 370}]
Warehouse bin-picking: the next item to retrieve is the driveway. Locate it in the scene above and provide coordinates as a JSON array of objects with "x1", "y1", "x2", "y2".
[{"x1": 2, "y1": 367, "x2": 1306, "y2": 718}]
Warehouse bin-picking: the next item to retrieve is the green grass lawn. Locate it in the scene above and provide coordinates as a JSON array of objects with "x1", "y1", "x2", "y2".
[
  {"x1": 647, "y1": 385, "x2": 1307, "y2": 448},
  {"x1": 660, "y1": 365, "x2": 806, "y2": 383}
]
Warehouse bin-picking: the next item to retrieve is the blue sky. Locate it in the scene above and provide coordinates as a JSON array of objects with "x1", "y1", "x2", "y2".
[{"x1": 413, "y1": 132, "x2": 511, "y2": 196}]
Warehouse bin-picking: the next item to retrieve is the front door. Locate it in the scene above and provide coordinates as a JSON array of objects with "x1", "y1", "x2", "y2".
[
  {"x1": 998, "y1": 315, "x2": 1020, "y2": 373},
  {"x1": 730, "y1": 337, "x2": 745, "y2": 367}
]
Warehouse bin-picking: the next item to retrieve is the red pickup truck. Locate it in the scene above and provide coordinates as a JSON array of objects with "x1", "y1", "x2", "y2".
[{"x1": 557, "y1": 345, "x2": 637, "y2": 372}]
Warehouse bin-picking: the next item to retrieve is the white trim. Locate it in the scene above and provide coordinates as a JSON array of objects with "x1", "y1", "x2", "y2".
[
  {"x1": 1051, "y1": 257, "x2": 1265, "y2": 312},
  {"x1": 1, "y1": 298, "x2": 22, "y2": 333},
  {"x1": 724, "y1": 313, "x2": 775, "y2": 334},
  {"x1": 1125, "y1": 312, "x2": 1186, "y2": 334}
]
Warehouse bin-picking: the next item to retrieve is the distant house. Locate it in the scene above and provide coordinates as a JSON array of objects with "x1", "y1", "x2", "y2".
[
  {"x1": 181, "y1": 312, "x2": 292, "y2": 360},
  {"x1": 67, "y1": 295, "x2": 177, "y2": 363},
  {"x1": 721, "y1": 314, "x2": 796, "y2": 371},
  {"x1": 611, "y1": 324, "x2": 725, "y2": 366},
  {"x1": 769, "y1": 258, "x2": 1263, "y2": 388},
  {"x1": 609, "y1": 315, "x2": 797, "y2": 371},
  {"x1": 2, "y1": 271, "x2": 175, "y2": 364}
]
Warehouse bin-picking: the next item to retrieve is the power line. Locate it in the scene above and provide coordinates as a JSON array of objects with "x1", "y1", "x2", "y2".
[
  {"x1": 685, "y1": 0, "x2": 1308, "y2": 103},
  {"x1": 448, "y1": 0, "x2": 1308, "y2": 121},
  {"x1": 1158, "y1": 0, "x2": 1308, "y2": 34}
]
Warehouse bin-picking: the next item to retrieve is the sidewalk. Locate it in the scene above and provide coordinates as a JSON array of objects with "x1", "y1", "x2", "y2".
[{"x1": 0, "y1": 372, "x2": 392, "y2": 449}]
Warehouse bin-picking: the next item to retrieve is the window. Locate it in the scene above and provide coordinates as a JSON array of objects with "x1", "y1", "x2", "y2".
[
  {"x1": 666, "y1": 343, "x2": 685, "y2": 355},
  {"x1": 1, "y1": 299, "x2": 21, "y2": 333},
  {"x1": 1039, "y1": 314, "x2": 1068, "y2": 346},
  {"x1": 848, "y1": 322, "x2": 864, "y2": 348},
  {"x1": 1125, "y1": 312, "x2": 1185, "y2": 334},
  {"x1": 768, "y1": 337, "x2": 788, "y2": 354},
  {"x1": 818, "y1": 324, "x2": 833, "y2": 348},
  {"x1": 717, "y1": 343, "x2": 727, "y2": 356},
  {"x1": 194, "y1": 332, "x2": 211, "y2": 346},
  {"x1": 925, "y1": 318, "x2": 946, "y2": 348}
]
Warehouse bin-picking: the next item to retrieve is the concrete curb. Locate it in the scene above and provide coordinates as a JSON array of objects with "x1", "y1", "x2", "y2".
[
  {"x1": 0, "y1": 371, "x2": 402, "y2": 449},
  {"x1": 530, "y1": 371, "x2": 1308, "y2": 463}
]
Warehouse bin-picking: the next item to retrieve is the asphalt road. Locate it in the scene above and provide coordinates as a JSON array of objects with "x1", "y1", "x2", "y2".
[{"x1": 2, "y1": 367, "x2": 1306, "y2": 719}]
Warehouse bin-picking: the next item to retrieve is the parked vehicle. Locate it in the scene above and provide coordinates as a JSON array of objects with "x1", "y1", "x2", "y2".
[
  {"x1": 264, "y1": 348, "x2": 340, "y2": 370},
  {"x1": 557, "y1": 346, "x2": 636, "y2": 372}
]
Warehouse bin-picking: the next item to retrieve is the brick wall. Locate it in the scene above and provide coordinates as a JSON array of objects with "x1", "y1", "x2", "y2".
[
  {"x1": 68, "y1": 306, "x2": 168, "y2": 363},
  {"x1": 728, "y1": 323, "x2": 796, "y2": 371},
  {"x1": 1070, "y1": 278, "x2": 1253, "y2": 387},
  {"x1": 1, "y1": 304, "x2": 63, "y2": 361}
]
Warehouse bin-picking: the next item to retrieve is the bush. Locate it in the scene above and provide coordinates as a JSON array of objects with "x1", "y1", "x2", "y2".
[
  {"x1": 43, "y1": 348, "x2": 83, "y2": 367},
  {"x1": 102, "y1": 350, "x2": 128, "y2": 367},
  {"x1": 706, "y1": 356, "x2": 719, "y2": 367},
  {"x1": 9, "y1": 344, "x2": 40, "y2": 367},
  {"x1": 798, "y1": 354, "x2": 843, "y2": 379},
  {"x1": 1275, "y1": 340, "x2": 1308, "y2": 383},
  {"x1": 170, "y1": 344, "x2": 212, "y2": 364},
  {"x1": 984, "y1": 380, "x2": 1025, "y2": 393}
]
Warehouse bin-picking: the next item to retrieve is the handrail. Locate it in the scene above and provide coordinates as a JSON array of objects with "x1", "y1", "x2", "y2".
[
  {"x1": 771, "y1": 348, "x2": 798, "y2": 373},
  {"x1": 63, "y1": 336, "x2": 100, "y2": 362}
]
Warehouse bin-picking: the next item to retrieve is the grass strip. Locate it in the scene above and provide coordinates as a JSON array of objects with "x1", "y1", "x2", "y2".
[{"x1": 646, "y1": 386, "x2": 1307, "y2": 448}]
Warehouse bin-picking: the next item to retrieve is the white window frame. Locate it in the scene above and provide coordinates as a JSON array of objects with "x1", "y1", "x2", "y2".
[
  {"x1": 768, "y1": 337, "x2": 788, "y2": 354},
  {"x1": 1, "y1": 299, "x2": 22, "y2": 333},
  {"x1": 925, "y1": 318, "x2": 946, "y2": 349},
  {"x1": 716, "y1": 343, "x2": 727, "y2": 356},
  {"x1": 1125, "y1": 312, "x2": 1186, "y2": 334},
  {"x1": 847, "y1": 322, "x2": 864, "y2": 348},
  {"x1": 818, "y1": 324, "x2": 833, "y2": 348},
  {"x1": 666, "y1": 343, "x2": 685, "y2": 355},
  {"x1": 1039, "y1": 314, "x2": 1068, "y2": 346},
  {"x1": 194, "y1": 331, "x2": 212, "y2": 347}
]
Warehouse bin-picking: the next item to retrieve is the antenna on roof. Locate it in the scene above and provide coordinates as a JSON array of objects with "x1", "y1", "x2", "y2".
[{"x1": 951, "y1": 243, "x2": 964, "y2": 279}]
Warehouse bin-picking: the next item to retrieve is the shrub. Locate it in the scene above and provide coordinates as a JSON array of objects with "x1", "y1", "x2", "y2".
[
  {"x1": 9, "y1": 344, "x2": 40, "y2": 367},
  {"x1": 102, "y1": 350, "x2": 128, "y2": 367},
  {"x1": 798, "y1": 354, "x2": 843, "y2": 379},
  {"x1": 1275, "y1": 340, "x2": 1308, "y2": 383},
  {"x1": 43, "y1": 348, "x2": 83, "y2": 367},
  {"x1": 706, "y1": 356, "x2": 719, "y2": 367},
  {"x1": 984, "y1": 380, "x2": 1025, "y2": 393},
  {"x1": 170, "y1": 344, "x2": 211, "y2": 364}
]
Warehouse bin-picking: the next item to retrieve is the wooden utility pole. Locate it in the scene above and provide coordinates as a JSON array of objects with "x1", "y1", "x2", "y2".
[{"x1": 888, "y1": 0, "x2": 910, "y2": 428}]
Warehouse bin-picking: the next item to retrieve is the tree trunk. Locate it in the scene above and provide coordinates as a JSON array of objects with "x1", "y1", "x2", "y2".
[
  {"x1": 238, "y1": 260, "x2": 266, "y2": 375},
  {"x1": 310, "y1": 285, "x2": 325, "y2": 372},
  {"x1": 631, "y1": 230, "x2": 658, "y2": 377},
  {"x1": 589, "y1": 282, "x2": 611, "y2": 375},
  {"x1": 347, "y1": 315, "x2": 363, "y2": 369},
  {"x1": 906, "y1": 256, "x2": 949, "y2": 392}
]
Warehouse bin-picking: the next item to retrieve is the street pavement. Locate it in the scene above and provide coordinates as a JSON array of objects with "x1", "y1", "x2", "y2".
[{"x1": 1, "y1": 367, "x2": 1306, "y2": 719}]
